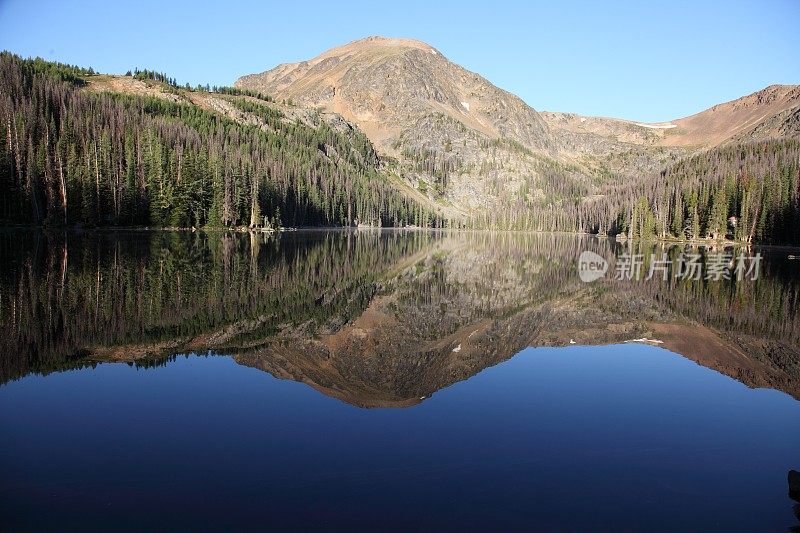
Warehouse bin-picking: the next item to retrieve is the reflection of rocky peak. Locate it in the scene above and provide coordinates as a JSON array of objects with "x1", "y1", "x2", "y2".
[
  {"x1": 234, "y1": 281, "x2": 800, "y2": 407},
  {"x1": 7, "y1": 232, "x2": 798, "y2": 406},
  {"x1": 231, "y1": 237, "x2": 572, "y2": 407},
  {"x1": 226, "y1": 237, "x2": 800, "y2": 406},
  {"x1": 235, "y1": 295, "x2": 538, "y2": 408}
]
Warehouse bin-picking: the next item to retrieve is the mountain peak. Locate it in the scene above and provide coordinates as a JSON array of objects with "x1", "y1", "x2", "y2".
[
  {"x1": 236, "y1": 36, "x2": 554, "y2": 214},
  {"x1": 340, "y1": 35, "x2": 439, "y2": 52},
  {"x1": 236, "y1": 36, "x2": 553, "y2": 214},
  {"x1": 235, "y1": 36, "x2": 550, "y2": 150},
  {"x1": 310, "y1": 35, "x2": 443, "y2": 65}
]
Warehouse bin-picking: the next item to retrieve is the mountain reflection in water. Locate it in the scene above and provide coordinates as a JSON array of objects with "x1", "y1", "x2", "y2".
[{"x1": 1, "y1": 229, "x2": 798, "y2": 406}]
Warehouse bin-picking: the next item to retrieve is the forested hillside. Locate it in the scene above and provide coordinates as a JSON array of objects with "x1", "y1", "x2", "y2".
[
  {"x1": 459, "y1": 138, "x2": 800, "y2": 245},
  {"x1": 579, "y1": 139, "x2": 800, "y2": 244},
  {"x1": 0, "y1": 53, "x2": 434, "y2": 228}
]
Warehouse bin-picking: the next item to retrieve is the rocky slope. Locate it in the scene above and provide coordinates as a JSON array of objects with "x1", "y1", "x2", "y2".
[
  {"x1": 542, "y1": 84, "x2": 800, "y2": 179},
  {"x1": 665, "y1": 84, "x2": 800, "y2": 147},
  {"x1": 237, "y1": 37, "x2": 800, "y2": 216},
  {"x1": 236, "y1": 37, "x2": 552, "y2": 153},
  {"x1": 543, "y1": 85, "x2": 800, "y2": 149},
  {"x1": 237, "y1": 36, "x2": 579, "y2": 214}
]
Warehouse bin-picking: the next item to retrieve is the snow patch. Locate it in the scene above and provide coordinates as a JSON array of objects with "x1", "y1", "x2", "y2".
[
  {"x1": 452, "y1": 344, "x2": 462, "y2": 353},
  {"x1": 460, "y1": 101, "x2": 470, "y2": 112},
  {"x1": 430, "y1": 49, "x2": 437, "y2": 55},
  {"x1": 624, "y1": 338, "x2": 664, "y2": 344},
  {"x1": 635, "y1": 123, "x2": 676, "y2": 129}
]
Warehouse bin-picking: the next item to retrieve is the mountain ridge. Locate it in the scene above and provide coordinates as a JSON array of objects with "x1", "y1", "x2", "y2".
[
  {"x1": 236, "y1": 36, "x2": 800, "y2": 150},
  {"x1": 236, "y1": 36, "x2": 800, "y2": 220}
]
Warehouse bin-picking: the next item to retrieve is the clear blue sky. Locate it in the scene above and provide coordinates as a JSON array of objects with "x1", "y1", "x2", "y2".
[{"x1": 1, "y1": 0, "x2": 798, "y2": 122}]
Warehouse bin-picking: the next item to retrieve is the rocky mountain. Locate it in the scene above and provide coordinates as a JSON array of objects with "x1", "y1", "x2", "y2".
[
  {"x1": 237, "y1": 36, "x2": 573, "y2": 215},
  {"x1": 543, "y1": 85, "x2": 800, "y2": 149},
  {"x1": 236, "y1": 37, "x2": 553, "y2": 153},
  {"x1": 237, "y1": 38, "x2": 800, "y2": 220}
]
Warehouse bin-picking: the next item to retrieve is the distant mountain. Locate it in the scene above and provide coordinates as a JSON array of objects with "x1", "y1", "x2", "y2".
[
  {"x1": 542, "y1": 85, "x2": 800, "y2": 159},
  {"x1": 237, "y1": 37, "x2": 800, "y2": 237},
  {"x1": 666, "y1": 84, "x2": 800, "y2": 146}
]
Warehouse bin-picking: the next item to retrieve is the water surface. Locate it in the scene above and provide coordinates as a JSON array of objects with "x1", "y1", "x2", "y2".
[{"x1": 1, "y1": 230, "x2": 798, "y2": 530}]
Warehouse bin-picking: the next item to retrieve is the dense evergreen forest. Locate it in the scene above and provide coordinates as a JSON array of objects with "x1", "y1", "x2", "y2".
[
  {"x1": 1, "y1": 53, "x2": 798, "y2": 243},
  {"x1": 464, "y1": 139, "x2": 800, "y2": 245},
  {"x1": 578, "y1": 139, "x2": 800, "y2": 244},
  {"x1": 0, "y1": 53, "x2": 434, "y2": 229}
]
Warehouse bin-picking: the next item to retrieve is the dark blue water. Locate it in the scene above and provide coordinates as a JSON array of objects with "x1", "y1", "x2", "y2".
[{"x1": 2, "y1": 344, "x2": 798, "y2": 531}]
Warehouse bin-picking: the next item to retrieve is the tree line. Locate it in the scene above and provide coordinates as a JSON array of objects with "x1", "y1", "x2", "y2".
[{"x1": 578, "y1": 139, "x2": 800, "y2": 244}]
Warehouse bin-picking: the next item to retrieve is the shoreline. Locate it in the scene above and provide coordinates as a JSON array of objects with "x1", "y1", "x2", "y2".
[{"x1": 0, "y1": 225, "x2": 798, "y2": 249}]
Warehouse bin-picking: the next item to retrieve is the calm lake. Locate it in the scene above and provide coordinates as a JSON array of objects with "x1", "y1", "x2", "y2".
[{"x1": 1, "y1": 230, "x2": 799, "y2": 530}]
